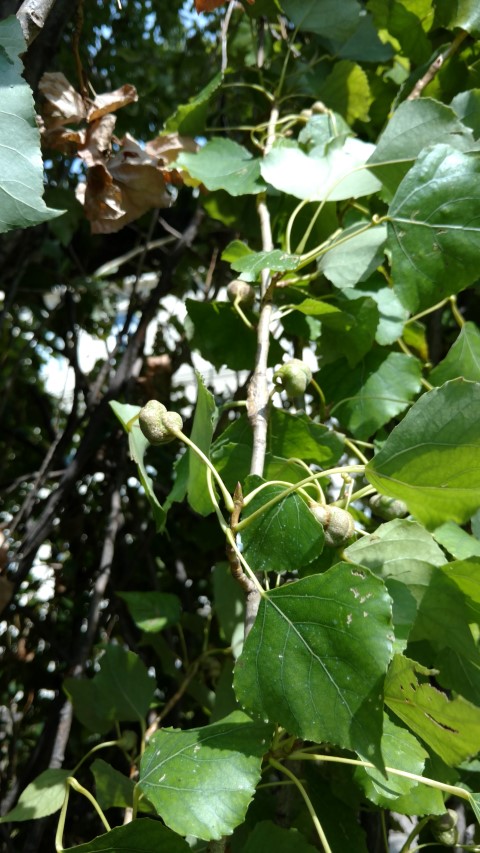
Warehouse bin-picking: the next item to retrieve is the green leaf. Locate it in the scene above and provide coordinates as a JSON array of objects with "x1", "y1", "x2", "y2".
[
  {"x1": 470, "y1": 792, "x2": 480, "y2": 823},
  {"x1": 388, "y1": 145, "x2": 480, "y2": 312},
  {"x1": 345, "y1": 519, "x2": 446, "y2": 651},
  {"x1": 63, "y1": 819, "x2": 189, "y2": 853},
  {"x1": 187, "y1": 372, "x2": 217, "y2": 515},
  {"x1": 354, "y1": 714, "x2": 428, "y2": 807},
  {"x1": 433, "y1": 523, "x2": 480, "y2": 559},
  {"x1": 316, "y1": 60, "x2": 372, "y2": 124},
  {"x1": 366, "y1": 380, "x2": 480, "y2": 528},
  {"x1": 433, "y1": 0, "x2": 480, "y2": 37},
  {"x1": 117, "y1": 591, "x2": 181, "y2": 632},
  {"x1": 318, "y1": 224, "x2": 387, "y2": 289},
  {"x1": 243, "y1": 821, "x2": 318, "y2": 852},
  {"x1": 318, "y1": 293, "x2": 379, "y2": 368},
  {"x1": 367, "y1": 0, "x2": 433, "y2": 65},
  {"x1": 240, "y1": 479, "x2": 324, "y2": 573},
  {"x1": 319, "y1": 350, "x2": 422, "y2": 440},
  {"x1": 186, "y1": 300, "x2": 282, "y2": 370},
  {"x1": 234, "y1": 564, "x2": 393, "y2": 764},
  {"x1": 64, "y1": 645, "x2": 155, "y2": 733},
  {"x1": 281, "y1": 0, "x2": 362, "y2": 42},
  {"x1": 138, "y1": 711, "x2": 272, "y2": 841},
  {"x1": 231, "y1": 249, "x2": 300, "y2": 278},
  {"x1": 164, "y1": 72, "x2": 223, "y2": 135},
  {"x1": 430, "y1": 322, "x2": 480, "y2": 385},
  {"x1": 91, "y1": 759, "x2": 134, "y2": 810},
  {"x1": 0, "y1": 17, "x2": 63, "y2": 233},
  {"x1": 441, "y1": 557, "x2": 480, "y2": 603},
  {"x1": 384, "y1": 655, "x2": 480, "y2": 765},
  {"x1": 409, "y1": 569, "x2": 480, "y2": 703},
  {"x1": 177, "y1": 139, "x2": 265, "y2": 195},
  {"x1": 368, "y1": 99, "x2": 474, "y2": 196},
  {"x1": 450, "y1": 89, "x2": 480, "y2": 138},
  {"x1": 355, "y1": 278, "x2": 409, "y2": 346},
  {"x1": 110, "y1": 401, "x2": 165, "y2": 530},
  {"x1": 0, "y1": 769, "x2": 69, "y2": 823},
  {"x1": 261, "y1": 138, "x2": 381, "y2": 202},
  {"x1": 268, "y1": 408, "x2": 345, "y2": 467}
]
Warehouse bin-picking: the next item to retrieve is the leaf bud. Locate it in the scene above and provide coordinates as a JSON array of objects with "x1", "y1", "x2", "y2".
[
  {"x1": 139, "y1": 400, "x2": 183, "y2": 445},
  {"x1": 430, "y1": 809, "x2": 458, "y2": 846},
  {"x1": 369, "y1": 494, "x2": 408, "y2": 521},
  {"x1": 227, "y1": 279, "x2": 255, "y2": 306},
  {"x1": 310, "y1": 504, "x2": 355, "y2": 548},
  {"x1": 274, "y1": 359, "x2": 312, "y2": 398}
]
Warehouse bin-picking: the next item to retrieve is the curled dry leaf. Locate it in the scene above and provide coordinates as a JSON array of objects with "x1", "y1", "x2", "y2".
[
  {"x1": 87, "y1": 84, "x2": 138, "y2": 122},
  {"x1": 76, "y1": 135, "x2": 172, "y2": 234},
  {"x1": 38, "y1": 71, "x2": 196, "y2": 232}
]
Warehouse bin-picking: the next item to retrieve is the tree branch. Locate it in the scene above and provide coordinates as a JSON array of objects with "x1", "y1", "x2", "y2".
[
  {"x1": 407, "y1": 29, "x2": 469, "y2": 100},
  {"x1": 16, "y1": 0, "x2": 57, "y2": 46}
]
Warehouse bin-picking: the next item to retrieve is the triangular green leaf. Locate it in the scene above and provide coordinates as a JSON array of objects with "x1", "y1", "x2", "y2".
[
  {"x1": 241, "y1": 479, "x2": 324, "y2": 573},
  {"x1": 138, "y1": 711, "x2": 272, "y2": 840},
  {"x1": 65, "y1": 645, "x2": 155, "y2": 733},
  {"x1": 430, "y1": 322, "x2": 480, "y2": 385},
  {"x1": 164, "y1": 72, "x2": 222, "y2": 135},
  {"x1": 368, "y1": 99, "x2": 474, "y2": 196},
  {"x1": 385, "y1": 655, "x2": 480, "y2": 765},
  {"x1": 261, "y1": 138, "x2": 381, "y2": 202},
  {"x1": 91, "y1": 759, "x2": 135, "y2": 810},
  {"x1": 234, "y1": 564, "x2": 393, "y2": 764},
  {"x1": 366, "y1": 380, "x2": 480, "y2": 528},
  {"x1": 63, "y1": 819, "x2": 189, "y2": 852},
  {"x1": 0, "y1": 769, "x2": 69, "y2": 823},
  {"x1": 177, "y1": 138, "x2": 265, "y2": 196},
  {"x1": 319, "y1": 223, "x2": 387, "y2": 289},
  {"x1": 354, "y1": 714, "x2": 428, "y2": 807},
  {"x1": 319, "y1": 350, "x2": 422, "y2": 440},
  {"x1": 0, "y1": 17, "x2": 63, "y2": 233},
  {"x1": 388, "y1": 145, "x2": 480, "y2": 312},
  {"x1": 117, "y1": 591, "x2": 181, "y2": 633}
]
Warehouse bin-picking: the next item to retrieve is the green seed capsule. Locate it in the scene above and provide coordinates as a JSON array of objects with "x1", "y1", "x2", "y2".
[
  {"x1": 310, "y1": 504, "x2": 355, "y2": 548},
  {"x1": 139, "y1": 400, "x2": 183, "y2": 444},
  {"x1": 273, "y1": 359, "x2": 312, "y2": 398}
]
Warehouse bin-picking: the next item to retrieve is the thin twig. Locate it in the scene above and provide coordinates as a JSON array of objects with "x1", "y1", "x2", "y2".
[{"x1": 407, "y1": 29, "x2": 469, "y2": 100}]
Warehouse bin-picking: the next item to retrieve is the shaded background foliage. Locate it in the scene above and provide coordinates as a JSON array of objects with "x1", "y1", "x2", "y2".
[{"x1": 1, "y1": 1, "x2": 480, "y2": 851}]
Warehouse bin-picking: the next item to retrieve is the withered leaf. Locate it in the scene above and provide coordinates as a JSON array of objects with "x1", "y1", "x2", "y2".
[
  {"x1": 38, "y1": 71, "x2": 87, "y2": 124},
  {"x1": 87, "y1": 84, "x2": 138, "y2": 122}
]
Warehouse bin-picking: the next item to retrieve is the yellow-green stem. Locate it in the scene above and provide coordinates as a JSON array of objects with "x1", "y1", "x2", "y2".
[
  {"x1": 344, "y1": 437, "x2": 369, "y2": 465},
  {"x1": 55, "y1": 780, "x2": 71, "y2": 852},
  {"x1": 269, "y1": 758, "x2": 333, "y2": 853},
  {"x1": 72, "y1": 739, "x2": 120, "y2": 775},
  {"x1": 172, "y1": 428, "x2": 234, "y2": 512},
  {"x1": 68, "y1": 777, "x2": 111, "y2": 833},
  {"x1": 290, "y1": 752, "x2": 471, "y2": 801},
  {"x1": 237, "y1": 465, "x2": 364, "y2": 529}
]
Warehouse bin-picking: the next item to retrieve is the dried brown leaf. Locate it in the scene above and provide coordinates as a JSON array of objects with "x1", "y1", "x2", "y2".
[
  {"x1": 78, "y1": 139, "x2": 172, "y2": 234},
  {"x1": 145, "y1": 132, "x2": 199, "y2": 164},
  {"x1": 39, "y1": 71, "x2": 87, "y2": 124},
  {"x1": 78, "y1": 115, "x2": 117, "y2": 167},
  {"x1": 87, "y1": 84, "x2": 138, "y2": 122}
]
